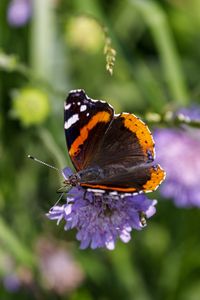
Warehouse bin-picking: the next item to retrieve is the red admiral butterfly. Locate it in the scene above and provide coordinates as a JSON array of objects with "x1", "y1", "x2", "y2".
[{"x1": 64, "y1": 89, "x2": 165, "y2": 193}]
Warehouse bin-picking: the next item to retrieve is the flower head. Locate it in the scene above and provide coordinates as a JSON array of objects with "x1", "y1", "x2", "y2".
[
  {"x1": 154, "y1": 106, "x2": 200, "y2": 207},
  {"x1": 3, "y1": 274, "x2": 21, "y2": 293},
  {"x1": 47, "y1": 168, "x2": 157, "y2": 250},
  {"x1": 36, "y1": 237, "x2": 84, "y2": 294},
  {"x1": 11, "y1": 87, "x2": 50, "y2": 126},
  {"x1": 0, "y1": 254, "x2": 33, "y2": 293},
  {"x1": 66, "y1": 16, "x2": 103, "y2": 53},
  {"x1": 7, "y1": 0, "x2": 32, "y2": 27},
  {"x1": 177, "y1": 105, "x2": 200, "y2": 121}
]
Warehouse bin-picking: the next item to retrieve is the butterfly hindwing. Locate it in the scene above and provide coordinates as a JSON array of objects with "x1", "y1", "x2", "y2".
[{"x1": 80, "y1": 164, "x2": 165, "y2": 193}]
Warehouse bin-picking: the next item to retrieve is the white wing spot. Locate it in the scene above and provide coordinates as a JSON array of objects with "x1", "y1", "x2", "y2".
[
  {"x1": 109, "y1": 191, "x2": 118, "y2": 196},
  {"x1": 80, "y1": 105, "x2": 87, "y2": 112},
  {"x1": 64, "y1": 114, "x2": 79, "y2": 129},
  {"x1": 69, "y1": 89, "x2": 83, "y2": 94},
  {"x1": 64, "y1": 103, "x2": 71, "y2": 110},
  {"x1": 86, "y1": 113, "x2": 90, "y2": 117},
  {"x1": 77, "y1": 102, "x2": 81, "y2": 105},
  {"x1": 87, "y1": 188, "x2": 105, "y2": 194}
]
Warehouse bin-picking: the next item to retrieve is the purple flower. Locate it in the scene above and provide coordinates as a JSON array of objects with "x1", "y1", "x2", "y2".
[
  {"x1": 7, "y1": 0, "x2": 32, "y2": 27},
  {"x1": 47, "y1": 168, "x2": 157, "y2": 250},
  {"x1": 3, "y1": 274, "x2": 21, "y2": 292},
  {"x1": 177, "y1": 105, "x2": 200, "y2": 121},
  {"x1": 154, "y1": 107, "x2": 200, "y2": 207}
]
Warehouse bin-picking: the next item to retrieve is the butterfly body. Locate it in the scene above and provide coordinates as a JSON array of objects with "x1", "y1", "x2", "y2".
[{"x1": 64, "y1": 89, "x2": 165, "y2": 194}]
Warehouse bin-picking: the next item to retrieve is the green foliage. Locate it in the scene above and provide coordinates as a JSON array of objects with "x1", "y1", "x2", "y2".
[{"x1": 1, "y1": 0, "x2": 200, "y2": 299}]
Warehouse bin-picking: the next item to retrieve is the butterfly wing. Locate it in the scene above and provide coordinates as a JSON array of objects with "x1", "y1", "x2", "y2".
[
  {"x1": 80, "y1": 164, "x2": 165, "y2": 193},
  {"x1": 64, "y1": 90, "x2": 114, "y2": 171},
  {"x1": 80, "y1": 113, "x2": 165, "y2": 192},
  {"x1": 88, "y1": 113, "x2": 155, "y2": 168}
]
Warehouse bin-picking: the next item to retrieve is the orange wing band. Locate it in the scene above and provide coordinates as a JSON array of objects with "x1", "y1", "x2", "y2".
[
  {"x1": 122, "y1": 113, "x2": 155, "y2": 158},
  {"x1": 80, "y1": 183, "x2": 137, "y2": 192},
  {"x1": 142, "y1": 165, "x2": 166, "y2": 192},
  {"x1": 69, "y1": 111, "x2": 111, "y2": 157}
]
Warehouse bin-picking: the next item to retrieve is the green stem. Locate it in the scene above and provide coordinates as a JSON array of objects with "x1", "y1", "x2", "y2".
[
  {"x1": 38, "y1": 128, "x2": 70, "y2": 174},
  {"x1": 134, "y1": 61, "x2": 167, "y2": 111},
  {"x1": 31, "y1": 0, "x2": 55, "y2": 81},
  {"x1": 145, "y1": 111, "x2": 200, "y2": 128},
  {"x1": 130, "y1": 0, "x2": 189, "y2": 106},
  {"x1": 109, "y1": 244, "x2": 151, "y2": 300},
  {"x1": 0, "y1": 217, "x2": 36, "y2": 268}
]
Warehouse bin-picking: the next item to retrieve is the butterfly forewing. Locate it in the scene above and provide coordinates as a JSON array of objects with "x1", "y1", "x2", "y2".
[
  {"x1": 64, "y1": 90, "x2": 114, "y2": 171},
  {"x1": 87, "y1": 113, "x2": 155, "y2": 169}
]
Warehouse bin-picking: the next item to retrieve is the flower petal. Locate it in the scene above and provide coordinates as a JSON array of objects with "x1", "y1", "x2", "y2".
[{"x1": 47, "y1": 168, "x2": 158, "y2": 249}]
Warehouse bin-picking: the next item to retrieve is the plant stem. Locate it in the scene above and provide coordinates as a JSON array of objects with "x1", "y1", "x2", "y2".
[
  {"x1": 0, "y1": 217, "x2": 36, "y2": 268},
  {"x1": 130, "y1": 0, "x2": 189, "y2": 106}
]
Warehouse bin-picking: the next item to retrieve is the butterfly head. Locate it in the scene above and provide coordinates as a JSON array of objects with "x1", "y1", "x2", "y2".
[{"x1": 63, "y1": 173, "x2": 81, "y2": 187}]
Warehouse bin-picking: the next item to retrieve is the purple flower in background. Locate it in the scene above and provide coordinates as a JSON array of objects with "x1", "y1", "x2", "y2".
[
  {"x1": 7, "y1": 0, "x2": 32, "y2": 27},
  {"x1": 154, "y1": 107, "x2": 200, "y2": 207},
  {"x1": 47, "y1": 168, "x2": 157, "y2": 250},
  {"x1": 178, "y1": 105, "x2": 200, "y2": 121},
  {"x1": 3, "y1": 274, "x2": 21, "y2": 292}
]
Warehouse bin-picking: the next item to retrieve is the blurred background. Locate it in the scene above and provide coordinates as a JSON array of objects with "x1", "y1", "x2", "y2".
[{"x1": 1, "y1": 0, "x2": 200, "y2": 299}]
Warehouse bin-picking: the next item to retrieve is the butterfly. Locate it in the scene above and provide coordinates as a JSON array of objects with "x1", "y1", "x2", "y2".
[{"x1": 64, "y1": 89, "x2": 165, "y2": 194}]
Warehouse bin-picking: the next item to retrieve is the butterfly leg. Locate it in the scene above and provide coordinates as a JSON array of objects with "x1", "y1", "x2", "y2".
[
  {"x1": 83, "y1": 190, "x2": 92, "y2": 202},
  {"x1": 139, "y1": 211, "x2": 147, "y2": 227}
]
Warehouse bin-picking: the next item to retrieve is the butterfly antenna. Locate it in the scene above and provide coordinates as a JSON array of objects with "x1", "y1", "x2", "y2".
[
  {"x1": 53, "y1": 192, "x2": 65, "y2": 207},
  {"x1": 27, "y1": 155, "x2": 60, "y2": 171}
]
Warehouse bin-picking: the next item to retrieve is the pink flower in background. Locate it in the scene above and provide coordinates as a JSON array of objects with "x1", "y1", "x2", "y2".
[{"x1": 36, "y1": 238, "x2": 84, "y2": 295}]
